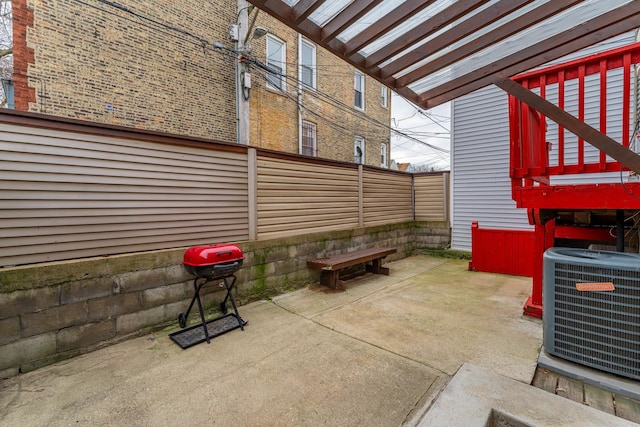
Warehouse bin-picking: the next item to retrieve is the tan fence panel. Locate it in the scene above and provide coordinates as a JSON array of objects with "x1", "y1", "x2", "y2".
[
  {"x1": 414, "y1": 172, "x2": 449, "y2": 221},
  {"x1": 363, "y1": 169, "x2": 413, "y2": 226},
  {"x1": 0, "y1": 123, "x2": 249, "y2": 266},
  {"x1": 257, "y1": 156, "x2": 359, "y2": 240}
]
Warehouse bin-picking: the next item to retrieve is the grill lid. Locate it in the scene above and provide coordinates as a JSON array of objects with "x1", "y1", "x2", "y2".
[{"x1": 183, "y1": 243, "x2": 244, "y2": 267}]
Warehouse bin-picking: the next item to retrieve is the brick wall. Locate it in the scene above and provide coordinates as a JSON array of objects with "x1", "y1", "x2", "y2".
[
  {"x1": 241, "y1": 14, "x2": 392, "y2": 167},
  {"x1": 311, "y1": 45, "x2": 392, "y2": 167},
  {"x1": 0, "y1": 221, "x2": 451, "y2": 378},
  {"x1": 21, "y1": 0, "x2": 237, "y2": 141},
  {"x1": 16, "y1": 1, "x2": 392, "y2": 165},
  {"x1": 248, "y1": 19, "x2": 300, "y2": 154},
  {"x1": 12, "y1": 0, "x2": 35, "y2": 110}
]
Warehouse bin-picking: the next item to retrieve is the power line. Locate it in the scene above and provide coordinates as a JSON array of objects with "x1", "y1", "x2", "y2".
[
  {"x1": 89, "y1": 0, "x2": 209, "y2": 45},
  {"x1": 246, "y1": 58, "x2": 450, "y2": 155},
  {"x1": 69, "y1": 0, "x2": 449, "y2": 163}
]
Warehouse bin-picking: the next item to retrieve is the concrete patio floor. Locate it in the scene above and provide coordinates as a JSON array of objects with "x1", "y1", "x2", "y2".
[{"x1": 0, "y1": 255, "x2": 632, "y2": 425}]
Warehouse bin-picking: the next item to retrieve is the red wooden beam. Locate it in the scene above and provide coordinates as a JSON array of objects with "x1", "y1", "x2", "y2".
[
  {"x1": 514, "y1": 183, "x2": 640, "y2": 210},
  {"x1": 554, "y1": 225, "x2": 616, "y2": 242}
]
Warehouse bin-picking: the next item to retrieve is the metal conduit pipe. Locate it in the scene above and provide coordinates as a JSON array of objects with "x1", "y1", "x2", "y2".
[{"x1": 617, "y1": 209, "x2": 625, "y2": 252}]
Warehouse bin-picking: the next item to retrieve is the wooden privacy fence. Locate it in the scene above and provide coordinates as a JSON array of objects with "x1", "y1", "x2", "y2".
[{"x1": 0, "y1": 111, "x2": 449, "y2": 267}]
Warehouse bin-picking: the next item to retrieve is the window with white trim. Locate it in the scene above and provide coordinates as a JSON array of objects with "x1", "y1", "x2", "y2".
[
  {"x1": 301, "y1": 120, "x2": 317, "y2": 156},
  {"x1": 381, "y1": 143, "x2": 387, "y2": 167},
  {"x1": 300, "y1": 39, "x2": 316, "y2": 89},
  {"x1": 354, "y1": 71, "x2": 365, "y2": 110},
  {"x1": 266, "y1": 35, "x2": 286, "y2": 91},
  {"x1": 354, "y1": 136, "x2": 365, "y2": 164},
  {"x1": 381, "y1": 85, "x2": 388, "y2": 108}
]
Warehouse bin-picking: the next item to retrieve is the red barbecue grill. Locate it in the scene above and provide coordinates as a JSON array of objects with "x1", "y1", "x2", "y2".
[{"x1": 169, "y1": 243, "x2": 247, "y2": 349}]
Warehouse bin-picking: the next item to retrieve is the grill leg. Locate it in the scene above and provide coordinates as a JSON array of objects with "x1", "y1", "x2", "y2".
[
  {"x1": 180, "y1": 277, "x2": 212, "y2": 343},
  {"x1": 193, "y1": 280, "x2": 211, "y2": 343},
  {"x1": 224, "y1": 275, "x2": 245, "y2": 331},
  {"x1": 181, "y1": 278, "x2": 207, "y2": 322}
]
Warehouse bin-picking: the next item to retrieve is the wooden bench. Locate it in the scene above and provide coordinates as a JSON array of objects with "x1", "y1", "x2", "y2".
[{"x1": 307, "y1": 247, "x2": 397, "y2": 290}]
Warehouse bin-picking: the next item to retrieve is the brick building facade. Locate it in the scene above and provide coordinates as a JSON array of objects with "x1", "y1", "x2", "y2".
[
  {"x1": 12, "y1": 0, "x2": 391, "y2": 167},
  {"x1": 246, "y1": 15, "x2": 391, "y2": 166}
]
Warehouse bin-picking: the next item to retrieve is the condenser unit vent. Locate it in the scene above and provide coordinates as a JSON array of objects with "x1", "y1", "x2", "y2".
[{"x1": 543, "y1": 248, "x2": 640, "y2": 380}]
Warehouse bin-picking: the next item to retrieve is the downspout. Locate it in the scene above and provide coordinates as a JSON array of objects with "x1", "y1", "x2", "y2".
[
  {"x1": 297, "y1": 33, "x2": 303, "y2": 154},
  {"x1": 235, "y1": 53, "x2": 240, "y2": 144}
]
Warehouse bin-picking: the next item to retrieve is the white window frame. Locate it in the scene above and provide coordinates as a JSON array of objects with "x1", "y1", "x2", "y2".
[
  {"x1": 266, "y1": 34, "x2": 286, "y2": 92},
  {"x1": 300, "y1": 38, "x2": 316, "y2": 89},
  {"x1": 354, "y1": 71, "x2": 365, "y2": 110},
  {"x1": 301, "y1": 120, "x2": 317, "y2": 156},
  {"x1": 381, "y1": 143, "x2": 387, "y2": 167},
  {"x1": 354, "y1": 136, "x2": 365, "y2": 164},
  {"x1": 381, "y1": 85, "x2": 388, "y2": 108}
]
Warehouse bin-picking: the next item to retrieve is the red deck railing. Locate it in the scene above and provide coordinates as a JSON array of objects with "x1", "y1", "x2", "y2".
[{"x1": 509, "y1": 42, "x2": 640, "y2": 210}]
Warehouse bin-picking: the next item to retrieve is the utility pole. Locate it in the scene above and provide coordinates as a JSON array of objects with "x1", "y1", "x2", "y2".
[{"x1": 236, "y1": 0, "x2": 250, "y2": 145}]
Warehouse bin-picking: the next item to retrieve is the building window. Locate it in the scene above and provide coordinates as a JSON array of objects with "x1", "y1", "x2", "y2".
[
  {"x1": 354, "y1": 71, "x2": 365, "y2": 110},
  {"x1": 1, "y1": 79, "x2": 14, "y2": 109},
  {"x1": 300, "y1": 39, "x2": 316, "y2": 89},
  {"x1": 381, "y1": 86, "x2": 388, "y2": 108},
  {"x1": 301, "y1": 120, "x2": 317, "y2": 156},
  {"x1": 354, "y1": 136, "x2": 365, "y2": 164},
  {"x1": 266, "y1": 35, "x2": 286, "y2": 91},
  {"x1": 381, "y1": 143, "x2": 387, "y2": 167}
]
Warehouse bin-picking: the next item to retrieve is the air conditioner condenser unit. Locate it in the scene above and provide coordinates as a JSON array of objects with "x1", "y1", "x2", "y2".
[{"x1": 543, "y1": 248, "x2": 640, "y2": 380}]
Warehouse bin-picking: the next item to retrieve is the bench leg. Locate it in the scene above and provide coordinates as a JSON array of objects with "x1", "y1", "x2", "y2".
[
  {"x1": 320, "y1": 270, "x2": 344, "y2": 290},
  {"x1": 366, "y1": 258, "x2": 390, "y2": 275}
]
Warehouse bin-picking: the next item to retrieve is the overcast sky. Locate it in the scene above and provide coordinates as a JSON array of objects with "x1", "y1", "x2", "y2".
[{"x1": 389, "y1": 92, "x2": 451, "y2": 171}]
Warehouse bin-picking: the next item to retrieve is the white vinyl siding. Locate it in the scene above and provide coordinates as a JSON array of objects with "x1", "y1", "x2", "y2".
[{"x1": 451, "y1": 85, "x2": 529, "y2": 252}]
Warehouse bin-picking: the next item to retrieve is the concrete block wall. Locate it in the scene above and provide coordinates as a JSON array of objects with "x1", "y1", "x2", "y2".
[
  {"x1": 0, "y1": 249, "x2": 193, "y2": 378},
  {"x1": 415, "y1": 221, "x2": 452, "y2": 250},
  {"x1": 0, "y1": 221, "x2": 449, "y2": 378}
]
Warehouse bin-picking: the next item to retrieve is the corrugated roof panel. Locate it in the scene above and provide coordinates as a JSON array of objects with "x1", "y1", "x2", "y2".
[
  {"x1": 357, "y1": 0, "x2": 455, "y2": 57},
  {"x1": 386, "y1": 0, "x2": 545, "y2": 77},
  {"x1": 409, "y1": 0, "x2": 632, "y2": 94},
  {"x1": 308, "y1": 1, "x2": 354, "y2": 27},
  {"x1": 251, "y1": 0, "x2": 640, "y2": 109},
  {"x1": 336, "y1": 0, "x2": 403, "y2": 43}
]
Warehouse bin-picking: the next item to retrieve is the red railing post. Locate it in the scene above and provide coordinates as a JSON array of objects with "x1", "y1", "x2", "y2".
[
  {"x1": 523, "y1": 216, "x2": 555, "y2": 319},
  {"x1": 468, "y1": 221, "x2": 479, "y2": 271}
]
